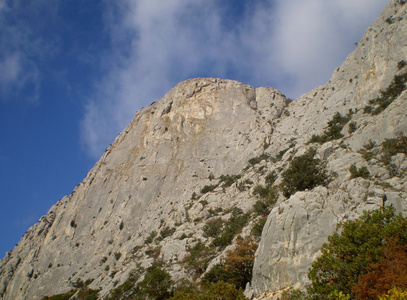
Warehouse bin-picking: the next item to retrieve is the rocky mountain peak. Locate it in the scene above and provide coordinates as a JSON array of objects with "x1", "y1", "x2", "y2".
[{"x1": 1, "y1": 1, "x2": 407, "y2": 299}]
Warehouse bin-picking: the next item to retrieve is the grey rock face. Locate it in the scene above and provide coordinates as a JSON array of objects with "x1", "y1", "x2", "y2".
[{"x1": 1, "y1": 1, "x2": 407, "y2": 299}]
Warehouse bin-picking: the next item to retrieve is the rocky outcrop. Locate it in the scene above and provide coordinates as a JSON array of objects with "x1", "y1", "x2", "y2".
[{"x1": 1, "y1": 1, "x2": 407, "y2": 299}]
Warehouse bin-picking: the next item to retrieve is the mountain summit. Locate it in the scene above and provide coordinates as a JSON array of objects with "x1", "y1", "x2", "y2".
[{"x1": 1, "y1": 1, "x2": 407, "y2": 299}]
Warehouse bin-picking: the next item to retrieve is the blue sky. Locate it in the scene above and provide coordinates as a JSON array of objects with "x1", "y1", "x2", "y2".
[{"x1": 0, "y1": 0, "x2": 389, "y2": 258}]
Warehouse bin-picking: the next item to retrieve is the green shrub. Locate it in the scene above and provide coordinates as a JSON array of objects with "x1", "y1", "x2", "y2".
[
  {"x1": 201, "y1": 184, "x2": 218, "y2": 194},
  {"x1": 248, "y1": 153, "x2": 269, "y2": 166},
  {"x1": 104, "y1": 267, "x2": 144, "y2": 300},
  {"x1": 170, "y1": 281, "x2": 247, "y2": 300},
  {"x1": 281, "y1": 149, "x2": 329, "y2": 197},
  {"x1": 349, "y1": 164, "x2": 370, "y2": 179},
  {"x1": 253, "y1": 186, "x2": 278, "y2": 215},
  {"x1": 366, "y1": 72, "x2": 407, "y2": 115},
  {"x1": 139, "y1": 265, "x2": 173, "y2": 300},
  {"x1": 236, "y1": 179, "x2": 253, "y2": 191},
  {"x1": 219, "y1": 174, "x2": 242, "y2": 188},
  {"x1": 203, "y1": 218, "x2": 224, "y2": 238},
  {"x1": 211, "y1": 209, "x2": 250, "y2": 249},
  {"x1": 251, "y1": 217, "x2": 267, "y2": 238},
  {"x1": 159, "y1": 226, "x2": 176, "y2": 240},
  {"x1": 184, "y1": 242, "x2": 215, "y2": 276},
  {"x1": 348, "y1": 121, "x2": 357, "y2": 134},
  {"x1": 309, "y1": 112, "x2": 351, "y2": 144},
  {"x1": 144, "y1": 230, "x2": 157, "y2": 244},
  {"x1": 398, "y1": 60, "x2": 407, "y2": 70},
  {"x1": 307, "y1": 207, "x2": 407, "y2": 299},
  {"x1": 276, "y1": 148, "x2": 289, "y2": 161},
  {"x1": 265, "y1": 171, "x2": 277, "y2": 185}
]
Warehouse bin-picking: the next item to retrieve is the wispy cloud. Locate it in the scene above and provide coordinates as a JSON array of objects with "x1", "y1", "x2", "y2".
[
  {"x1": 81, "y1": 0, "x2": 389, "y2": 159},
  {"x1": 0, "y1": 0, "x2": 57, "y2": 104}
]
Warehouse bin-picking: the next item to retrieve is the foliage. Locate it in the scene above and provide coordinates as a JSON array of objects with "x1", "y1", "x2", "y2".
[
  {"x1": 169, "y1": 281, "x2": 247, "y2": 300},
  {"x1": 219, "y1": 174, "x2": 241, "y2": 188},
  {"x1": 309, "y1": 112, "x2": 351, "y2": 144},
  {"x1": 379, "y1": 287, "x2": 407, "y2": 300},
  {"x1": 248, "y1": 153, "x2": 270, "y2": 166},
  {"x1": 348, "y1": 121, "x2": 357, "y2": 134},
  {"x1": 200, "y1": 184, "x2": 218, "y2": 194},
  {"x1": 139, "y1": 265, "x2": 174, "y2": 300},
  {"x1": 41, "y1": 290, "x2": 77, "y2": 300},
  {"x1": 202, "y1": 218, "x2": 223, "y2": 238},
  {"x1": 145, "y1": 231, "x2": 157, "y2": 244},
  {"x1": 159, "y1": 226, "x2": 176, "y2": 240},
  {"x1": 365, "y1": 72, "x2": 407, "y2": 115},
  {"x1": 349, "y1": 164, "x2": 370, "y2": 179},
  {"x1": 105, "y1": 264, "x2": 172, "y2": 300},
  {"x1": 251, "y1": 217, "x2": 267, "y2": 238},
  {"x1": 277, "y1": 288, "x2": 309, "y2": 300},
  {"x1": 184, "y1": 242, "x2": 215, "y2": 276},
  {"x1": 307, "y1": 207, "x2": 407, "y2": 299},
  {"x1": 203, "y1": 238, "x2": 258, "y2": 290},
  {"x1": 211, "y1": 208, "x2": 250, "y2": 249},
  {"x1": 352, "y1": 240, "x2": 407, "y2": 299},
  {"x1": 253, "y1": 185, "x2": 278, "y2": 215},
  {"x1": 281, "y1": 149, "x2": 329, "y2": 197},
  {"x1": 42, "y1": 287, "x2": 99, "y2": 300},
  {"x1": 382, "y1": 133, "x2": 407, "y2": 156},
  {"x1": 398, "y1": 60, "x2": 407, "y2": 70},
  {"x1": 380, "y1": 133, "x2": 407, "y2": 165}
]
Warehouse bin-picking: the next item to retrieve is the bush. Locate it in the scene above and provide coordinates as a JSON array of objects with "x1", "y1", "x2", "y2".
[
  {"x1": 184, "y1": 242, "x2": 215, "y2": 276},
  {"x1": 379, "y1": 287, "x2": 407, "y2": 300},
  {"x1": 352, "y1": 240, "x2": 407, "y2": 299},
  {"x1": 366, "y1": 72, "x2": 407, "y2": 115},
  {"x1": 349, "y1": 164, "x2": 370, "y2": 179},
  {"x1": 202, "y1": 218, "x2": 223, "y2": 238},
  {"x1": 248, "y1": 153, "x2": 269, "y2": 166},
  {"x1": 251, "y1": 217, "x2": 267, "y2": 238},
  {"x1": 281, "y1": 149, "x2": 329, "y2": 197},
  {"x1": 159, "y1": 226, "x2": 176, "y2": 240},
  {"x1": 201, "y1": 184, "x2": 218, "y2": 194},
  {"x1": 348, "y1": 121, "x2": 357, "y2": 134},
  {"x1": 219, "y1": 174, "x2": 241, "y2": 188},
  {"x1": 307, "y1": 207, "x2": 407, "y2": 299},
  {"x1": 144, "y1": 230, "x2": 157, "y2": 244},
  {"x1": 211, "y1": 209, "x2": 250, "y2": 249},
  {"x1": 170, "y1": 281, "x2": 247, "y2": 300},
  {"x1": 139, "y1": 265, "x2": 173, "y2": 300},
  {"x1": 309, "y1": 112, "x2": 351, "y2": 144},
  {"x1": 203, "y1": 238, "x2": 258, "y2": 290}
]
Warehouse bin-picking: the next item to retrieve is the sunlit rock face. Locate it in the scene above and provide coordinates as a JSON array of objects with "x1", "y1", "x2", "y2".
[{"x1": 1, "y1": 1, "x2": 407, "y2": 299}]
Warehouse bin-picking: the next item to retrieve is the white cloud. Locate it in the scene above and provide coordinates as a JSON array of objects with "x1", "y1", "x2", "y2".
[{"x1": 81, "y1": 0, "x2": 389, "y2": 159}]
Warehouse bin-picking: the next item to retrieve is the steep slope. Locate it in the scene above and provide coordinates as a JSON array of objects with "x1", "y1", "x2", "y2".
[
  {"x1": 251, "y1": 0, "x2": 407, "y2": 298},
  {"x1": 0, "y1": 78, "x2": 289, "y2": 299},
  {"x1": 1, "y1": 1, "x2": 407, "y2": 299}
]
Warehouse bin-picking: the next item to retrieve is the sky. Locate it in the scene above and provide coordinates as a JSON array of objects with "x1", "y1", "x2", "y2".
[{"x1": 0, "y1": 0, "x2": 390, "y2": 258}]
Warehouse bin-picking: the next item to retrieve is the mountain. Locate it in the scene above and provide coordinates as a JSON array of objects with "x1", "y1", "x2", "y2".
[{"x1": 1, "y1": 1, "x2": 407, "y2": 299}]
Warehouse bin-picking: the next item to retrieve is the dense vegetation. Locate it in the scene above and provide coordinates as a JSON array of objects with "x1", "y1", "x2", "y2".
[
  {"x1": 280, "y1": 207, "x2": 407, "y2": 300},
  {"x1": 281, "y1": 148, "x2": 329, "y2": 197}
]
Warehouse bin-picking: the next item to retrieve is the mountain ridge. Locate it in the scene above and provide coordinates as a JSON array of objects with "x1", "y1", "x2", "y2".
[{"x1": 1, "y1": 1, "x2": 407, "y2": 299}]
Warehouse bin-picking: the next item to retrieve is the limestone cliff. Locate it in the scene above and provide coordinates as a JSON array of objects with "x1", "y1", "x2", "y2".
[{"x1": 1, "y1": 1, "x2": 407, "y2": 299}]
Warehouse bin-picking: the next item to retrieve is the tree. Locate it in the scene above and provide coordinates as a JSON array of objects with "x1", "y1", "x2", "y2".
[
  {"x1": 281, "y1": 148, "x2": 328, "y2": 197},
  {"x1": 203, "y1": 237, "x2": 258, "y2": 290},
  {"x1": 352, "y1": 240, "x2": 407, "y2": 299},
  {"x1": 140, "y1": 265, "x2": 173, "y2": 300},
  {"x1": 307, "y1": 207, "x2": 407, "y2": 299}
]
